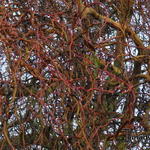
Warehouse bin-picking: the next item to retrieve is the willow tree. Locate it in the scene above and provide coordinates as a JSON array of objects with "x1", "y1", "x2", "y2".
[{"x1": 0, "y1": 0, "x2": 150, "y2": 149}]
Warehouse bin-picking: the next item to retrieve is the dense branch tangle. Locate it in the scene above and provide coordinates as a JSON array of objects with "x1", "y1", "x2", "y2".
[{"x1": 0, "y1": 0, "x2": 150, "y2": 149}]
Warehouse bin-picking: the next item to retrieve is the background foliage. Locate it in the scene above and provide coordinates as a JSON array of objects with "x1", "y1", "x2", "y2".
[{"x1": 0, "y1": 0, "x2": 150, "y2": 149}]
